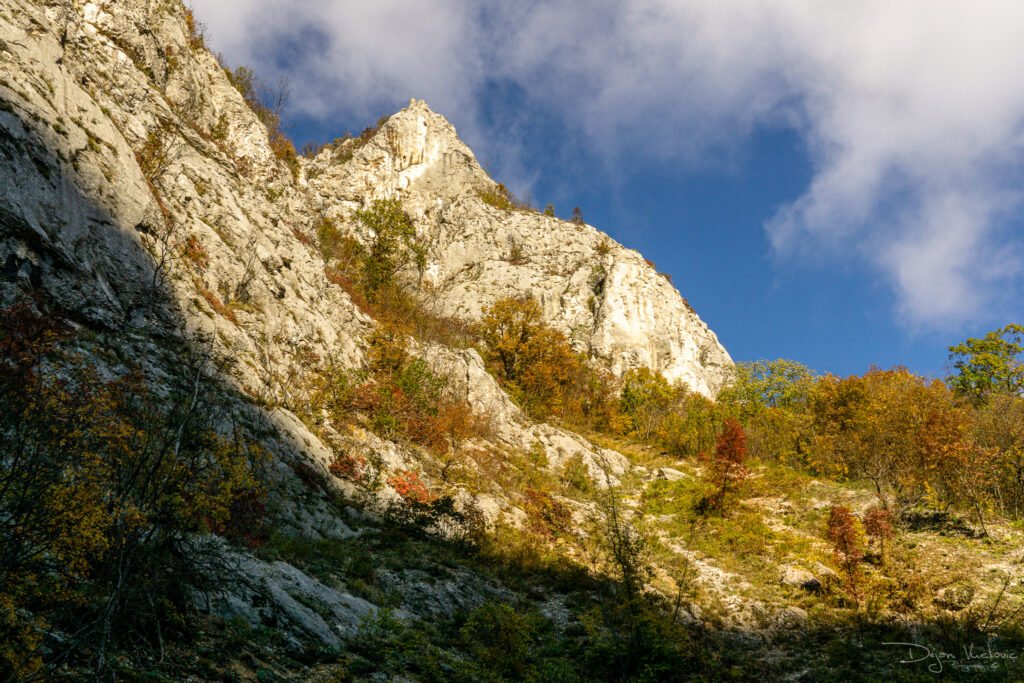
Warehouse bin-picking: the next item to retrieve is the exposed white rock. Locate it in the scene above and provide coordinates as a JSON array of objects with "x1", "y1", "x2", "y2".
[
  {"x1": 200, "y1": 538, "x2": 379, "y2": 650},
  {"x1": 421, "y1": 342, "x2": 629, "y2": 485},
  {"x1": 654, "y1": 467, "x2": 689, "y2": 482},
  {"x1": 779, "y1": 564, "x2": 822, "y2": 592},
  {"x1": 308, "y1": 99, "x2": 733, "y2": 397}
]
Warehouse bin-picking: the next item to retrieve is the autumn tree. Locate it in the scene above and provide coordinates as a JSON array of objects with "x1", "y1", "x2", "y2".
[
  {"x1": 826, "y1": 505, "x2": 866, "y2": 606},
  {"x1": 700, "y1": 417, "x2": 750, "y2": 514},
  {"x1": 810, "y1": 368, "x2": 961, "y2": 510},
  {"x1": 0, "y1": 300, "x2": 264, "y2": 677},
  {"x1": 913, "y1": 403, "x2": 1000, "y2": 532},
  {"x1": 947, "y1": 323, "x2": 1024, "y2": 405},
  {"x1": 338, "y1": 326, "x2": 482, "y2": 462},
  {"x1": 973, "y1": 394, "x2": 1024, "y2": 519},
  {"x1": 863, "y1": 506, "x2": 895, "y2": 566},
  {"x1": 477, "y1": 296, "x2": 580, "y2": 418}
]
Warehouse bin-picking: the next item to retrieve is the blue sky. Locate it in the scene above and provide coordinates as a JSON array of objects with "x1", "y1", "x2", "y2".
[{"x1": 192, "y1": 1, "x2": 1024, "y2": 380}]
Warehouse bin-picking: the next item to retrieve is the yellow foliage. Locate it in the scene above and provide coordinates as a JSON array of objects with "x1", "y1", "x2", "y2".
[
  {"x1": 0, "y1": 301, "x2": 264, "y2": 676},
  {"x1": 477, "y1": 296, "x2": 580, "y2": 418}
]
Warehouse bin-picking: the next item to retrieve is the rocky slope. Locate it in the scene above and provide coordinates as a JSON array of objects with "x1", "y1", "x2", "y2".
[
  {"x1": 0, "y1": 0, "x2": 730, "y2": 401},
  {"x1": 0, "y1": 0, "x2": 728, "y2": 507},
  {"x1": 0, "y1": 0, "x2": 726, "y2": 663}
]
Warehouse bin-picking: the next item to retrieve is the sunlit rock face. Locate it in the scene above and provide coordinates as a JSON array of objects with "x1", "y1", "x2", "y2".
[{"x1": 307, "y1": 99, "x2": 732, "y2": 397}]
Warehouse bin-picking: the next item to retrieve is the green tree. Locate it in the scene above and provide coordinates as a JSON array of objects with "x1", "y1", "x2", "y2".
[
  {"x1": 947, "y1": 323, "x2": 1024, "y2": 405},
  {"x1": 659, "y1": 392, "x2": 722, "y2": 458},
  {"x1": 720, "y1": 359, "x2": 816, "y2": 414},
  {"x1": 719, "y1": 359, "x2": 816, "y2": 466},
  {"x1": 354, "y1": 198, "x2": 426, "y2": 298},
  {"x1": 619, "y1": 367, "x2": 677, "y2": 440}
]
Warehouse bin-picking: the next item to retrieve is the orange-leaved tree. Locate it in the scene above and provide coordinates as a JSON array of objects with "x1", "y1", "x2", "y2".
[
  {"x1": 826, "y1": 505, "x2": 866, "y2": 606},
  {"x1": 700, "y1": 417, "x2": 750, "y2": 514},
  {"x1": 810, "y1": 368, "x2": 963, "y2": 510},
  {"x1": 862, "y1": 505, "x2": 895, "y2": 566}
]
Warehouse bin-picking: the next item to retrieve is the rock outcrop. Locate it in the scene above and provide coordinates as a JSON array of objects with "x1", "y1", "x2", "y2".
[{"x1": 307, "y1": 100, "x2": 732, "y2": 396}]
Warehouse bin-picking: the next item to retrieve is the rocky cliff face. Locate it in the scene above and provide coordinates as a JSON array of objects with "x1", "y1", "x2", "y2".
[
  {"x1": 307, "y1": 100, "x2": 732, "y2": 396},
  {"x1": 0, "y1": 2, "x2": 729, "y2": 402},
  {"x1": 0, "y1": 0, "x2": 728, "y2": 663},
  {"x1": 9, "y1": 6, "x2": 1023, "y2": 682}
]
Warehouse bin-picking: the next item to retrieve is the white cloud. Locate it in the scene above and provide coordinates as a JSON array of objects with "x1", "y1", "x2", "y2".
[{"x1": 192, "y1": 0, "x2": 1024, "y2": 328}]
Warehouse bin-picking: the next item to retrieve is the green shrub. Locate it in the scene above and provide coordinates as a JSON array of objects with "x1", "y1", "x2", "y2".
[
  {"x1": 561, "y1": 454, "x2": 593, "y2": 494},
  {"x1": 460, "y1": 602, "x2": 544, "y2": 680},
  {"x1": 354, "y1": 199, "x2": 426, "y2": 297}
]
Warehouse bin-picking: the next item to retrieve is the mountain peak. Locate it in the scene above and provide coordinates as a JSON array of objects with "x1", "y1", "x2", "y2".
[{"x1": 308, "y1": 98, "x2": 487, "y2": 203}]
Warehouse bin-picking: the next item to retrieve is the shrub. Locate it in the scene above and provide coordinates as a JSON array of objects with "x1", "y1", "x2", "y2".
[
  {"x1": 826, "y1": 505, "x2": 866, "y2": 605},
  {"x1": 210, "y1": 113, "x2": 229, "y2": 142},
  {"x1": 181, "y1": 234, "x2": 209, "y2": 270},
  {"x1": 477, "y1": 296, "x2": 580, "y2": 418},
  {"x1": 460, "y1": 602, "x2": 541, "y2": 680},
  {"x1": 698, "y1": 417, "x2": 750, "y2": 514},
  {"x1": 619, "y1": 367, "x2": 677, "y2": 440},
  {"x1": 183, "y1": 7, "x2": 205, "y2": 50},
  {"x1": 478, "y1": 183, "x2": 532, "y2": 212},
  {"x1": 197, "y1": 284, "x2": 238, "y2": 325},
  {"x1": 561, "y1": 453, "x2": 593, "y2": 494},
  {"x1": 0, "y1": 300, "x2": 263, "y2": 677},
  {"x1": 135, "y1": 119, "x2": 178, "y2": 185},
  {"x1": 354, "y1": 199, "x2": 426, "y2": 298},
  {"x1": 329, "y1": 452, "x2": 367, "y2": 482},
  {"x1": 269, "y1": 130, "x2": 300, "y2": 180},
  {"x1": 523, "y1": 489, "x2": 573, "y2": 540},
  {"x1": 316, "y1": 215, "x2": 360, "y2": 265},
  {"x1": 224, "y1": 65, "x2": 299, "y2": 181},
  {"x1": 863, "y1": 505, "x2": 894, "y2": 565},
  {"x1": 506, "y1": 240, "x2": 527, "y2": 265},
  {"x1": 387, "y1": 470, "x2": 433, "y2": 505}
]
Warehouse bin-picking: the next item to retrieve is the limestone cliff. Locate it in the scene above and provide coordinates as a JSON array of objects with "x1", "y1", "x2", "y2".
[
  {"x1": 307, "y1": 99, "x2": 732, "y2": 396},
  {"x1": 0, "y1": 0, "x2": 729, "y2": 661}
]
